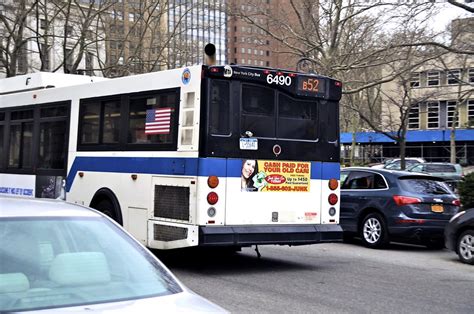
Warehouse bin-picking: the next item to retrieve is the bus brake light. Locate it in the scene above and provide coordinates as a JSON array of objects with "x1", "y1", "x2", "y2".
[
  {"x1": 328, "y1": 193, "x2": 338, "y2": 205},
  {"x1": 207, "y1": 192, "x2": 218, "y2": 205}
]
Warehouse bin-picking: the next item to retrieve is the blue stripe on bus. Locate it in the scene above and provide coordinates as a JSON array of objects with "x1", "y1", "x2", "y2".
[{"x1": 66, "y1": 157, "x2": 340, "y2": 192}]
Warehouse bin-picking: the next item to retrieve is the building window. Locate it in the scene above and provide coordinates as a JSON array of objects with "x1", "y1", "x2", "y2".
[
  {"x1": 469, "y1": 68, "x2": 474, "y2": 84},
  {"x1": 241, "y1": 47, "x2": 245, "y2": 53},
  {"x1": 65, "y1": 48, "x2": 73, "y2": 73},
  {"x1": 468, "y1": 100, "x2": 474, "y2": 127},
  {"x1": 446, "y1": 101, "x2": 459, "y2": 128},
  {"x1": 427, "y1": 102, "x2": 439, "y2": 128},
  {"x1": 41, "y1": 44, "x2": 50, "y2": 71},
  {"x1": 17, "y1": 44, "x2": 28, "y2": 74},
  {"x1": 410, "y1": 72, "x2": 420, "y2": 87},
  {"x1": 427, "y1": 71, "x2": 440, "y2": 86},
  {"x1": 65, "y1": 25, "x2": 73, "y2": 36},
  {"x1": 40, "y1": 19, "x2": 46, "y2": 30},
  {"x1": 85, "y1": 52, "x2": 94, "y2": 75},
  {"x1": 408, "y1": 104, "x2": 419, "y2": 129},
  {"x1": 447, "y1": 69, "x2": 461, "y2": 85}
]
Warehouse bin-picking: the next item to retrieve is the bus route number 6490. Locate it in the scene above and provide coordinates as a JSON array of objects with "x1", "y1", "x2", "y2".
[{"x1": 266, "y1": 74, "x2": 292, "y2": 86}]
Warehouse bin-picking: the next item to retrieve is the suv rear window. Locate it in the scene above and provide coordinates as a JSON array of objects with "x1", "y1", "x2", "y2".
[
  {"x1": 424, "y1": 164, "x2": 456, "y2": 172},
  {"x1": 398, "y1": 178, "x2": 451, "y2": 195}
]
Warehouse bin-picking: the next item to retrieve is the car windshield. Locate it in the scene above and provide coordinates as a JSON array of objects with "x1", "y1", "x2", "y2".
[
  {"x1": 398, "y1": 178, "x2": 452, "y2": 195},
  {"x1": 0, "y1": 217, "x2": 182, "y2": 312}
]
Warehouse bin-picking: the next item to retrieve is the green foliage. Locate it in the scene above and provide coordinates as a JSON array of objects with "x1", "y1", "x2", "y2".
[{"x1": 459, "y1": 172, "x2": 474, "y2": 210}]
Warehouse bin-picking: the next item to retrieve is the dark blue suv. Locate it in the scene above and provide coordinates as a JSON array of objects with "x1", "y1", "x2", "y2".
[{"x1": 340, "y1": 167, "x2": 460, "y2": 249}]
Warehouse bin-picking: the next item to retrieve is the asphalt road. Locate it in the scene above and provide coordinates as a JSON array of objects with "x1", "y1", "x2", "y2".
[{"x1": 156, "y1": 241, "x2": 473, "y2": 313}]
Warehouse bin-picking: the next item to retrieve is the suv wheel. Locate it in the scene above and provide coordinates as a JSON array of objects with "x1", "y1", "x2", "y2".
[
  {"x1": 457, "y1": 230, "x2": 474, "y2": 265},
  {"x1": 360, "y1": 213, "x2": 389, "y2": 249}
]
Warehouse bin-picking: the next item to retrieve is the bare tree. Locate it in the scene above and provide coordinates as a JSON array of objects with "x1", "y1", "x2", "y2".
[{"x1": 0, "y1": 0, "x2": 39, "y2": 77}]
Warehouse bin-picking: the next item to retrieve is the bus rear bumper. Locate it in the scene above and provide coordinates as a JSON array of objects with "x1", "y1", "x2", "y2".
[{"x1": 199, "y1": 224, "x2": 343, "y2": 246}]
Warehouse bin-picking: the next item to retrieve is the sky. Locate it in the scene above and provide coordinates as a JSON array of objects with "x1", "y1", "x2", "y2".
[{"x1": 428, "y1": 2, "x2": 472, "y2": 32}]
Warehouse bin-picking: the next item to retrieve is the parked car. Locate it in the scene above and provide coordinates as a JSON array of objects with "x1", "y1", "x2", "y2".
[
  {"x1": 371, "y1": 158, "x2": 425, "y2": 169},
  {"x1": 445, "y1": 209, "x2": 474, "y2": 265},
  {"x1": 0, "y1": 196, "x2": 226, "y2": 313},
  {"x1": 406, "y1": 162, "x2": 463, "y2": 192},
  {"x1": 340, "y1": 167, "x2": 460, "y2": 249}
]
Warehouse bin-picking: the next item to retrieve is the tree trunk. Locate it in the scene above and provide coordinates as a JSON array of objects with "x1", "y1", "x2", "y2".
[
  {"x1": 399, "y1": 139, "x2": 406, "y2": 170},
  {"x1": 350, "y1": 131, "x2": 356, "y2": 166},
  {"x1": 450, "y1": 127, "x2": 456, "y2": 164}
]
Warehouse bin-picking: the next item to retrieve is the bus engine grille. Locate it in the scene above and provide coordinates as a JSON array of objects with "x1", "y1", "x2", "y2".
[
  {"x1": 154, "y1": 185, "x2": 190, "y2": 221},
  {"x1": 153, "y1": 225, "x2": 188, "y2": 242}
]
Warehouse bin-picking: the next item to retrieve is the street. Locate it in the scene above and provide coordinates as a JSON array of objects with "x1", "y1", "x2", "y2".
[{"x1": 157, "y1": 242, "x2": 473, "y2": 313}]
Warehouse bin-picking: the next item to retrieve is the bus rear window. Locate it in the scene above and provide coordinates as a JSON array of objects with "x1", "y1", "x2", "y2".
[
  {"x1": 209, "y1": 80, "x2": 230, "y2": 135},
  {"x1": 278, "y1": 94, "x2": 317, "y2": 140},
  {"x1": 241, "y1": 85, "x2": 275, "y2": 138},
  {"x1": 398, "y1": 178, "x2": 452, "y2": 195}
]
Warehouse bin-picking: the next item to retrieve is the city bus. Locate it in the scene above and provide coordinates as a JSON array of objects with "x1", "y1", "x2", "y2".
[{"x1": 0, "y1": 56, "x2": 342, "y2": 250}]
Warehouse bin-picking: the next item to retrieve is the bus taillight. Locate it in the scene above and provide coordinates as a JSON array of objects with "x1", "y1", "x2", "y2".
[
  {"x1": 207, "y1": 192, "x2": 218, "y2": 205},
  {"x1": 328, "y1": 193, "x2": 338, "y2": 205},
  {"x1": 207, "y1": 176, "x2": 219, "y2": 188},
  {"x1": 328, "y1": 179, "x2": 338, "y2": 190}
]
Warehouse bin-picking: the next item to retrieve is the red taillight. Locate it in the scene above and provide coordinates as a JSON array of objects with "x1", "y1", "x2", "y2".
[
  {"x1": 210, "y1": 67, "x2": 219, "y2": 73},
  {"x1": 289, "y1": 73, "x2": 297, "y2": 77},
  {"x1": 328, "y1": 193, "x2": 338, "y2": 205},
  {"x1": 207, "y1": 192, "x2": 218, "y2": 205},
  {"x1": 452, "y1": 199, "x2": 461, "y2": 206},
  {"x1": 335, "y1": 81, "x2": 342, "y2": 87},
  {"x1": 328, "y1": 179, "x2": 338, "y2": 190},
  {"x1": 263, "y1": 70, "x2": 270, "y2": 74},
  {"x1": 393, "y1": 195, "x2": 421, "y2": 206}
]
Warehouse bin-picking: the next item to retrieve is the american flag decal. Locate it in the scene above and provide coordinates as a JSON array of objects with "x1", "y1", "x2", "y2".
[{"x1": 145, "y1": 107, "x2": 172, "y2": 134}]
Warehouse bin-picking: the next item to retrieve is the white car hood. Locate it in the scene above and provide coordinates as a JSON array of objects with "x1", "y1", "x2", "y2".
[{"x1": 27, "y1": 291, "x2": 227, "y2": 313}]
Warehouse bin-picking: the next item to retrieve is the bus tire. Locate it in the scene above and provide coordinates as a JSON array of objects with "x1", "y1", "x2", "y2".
[{"x1": 91, "y1": 191, "x2": 122, "y2": 225}]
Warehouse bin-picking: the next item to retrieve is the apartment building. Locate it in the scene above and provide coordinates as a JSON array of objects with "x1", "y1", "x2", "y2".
[{"x1": 228, "y1": 0, "x2": 315, "y2": 71}]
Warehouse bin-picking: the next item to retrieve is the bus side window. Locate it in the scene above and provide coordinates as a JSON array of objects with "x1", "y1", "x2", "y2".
[{"x1": 209, "y1": 80, "x2": 230, "y2": 135}]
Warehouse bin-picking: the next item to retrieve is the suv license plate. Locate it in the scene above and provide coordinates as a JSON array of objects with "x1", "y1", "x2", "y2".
[
  {"x1": 240, "y1": 138, "x2": 258, "y2": 150},
  {"x1": 431, "y1": 204, "x2": 444, "y2": 213}
]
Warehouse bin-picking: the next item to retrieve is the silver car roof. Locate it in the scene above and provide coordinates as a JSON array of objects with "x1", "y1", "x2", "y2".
[{"x1": 0, "y1": 196, "x2": 101, "y2": 218}]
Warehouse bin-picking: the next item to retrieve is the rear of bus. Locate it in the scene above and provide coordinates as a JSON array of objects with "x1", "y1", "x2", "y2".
[{"x1": 196, "y1": 65, "x2": 342, "y2": 247}]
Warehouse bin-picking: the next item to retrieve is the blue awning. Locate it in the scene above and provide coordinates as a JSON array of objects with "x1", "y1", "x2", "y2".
[{"x1": 340, "y1": 129, "x2": 474, "y2": 144}]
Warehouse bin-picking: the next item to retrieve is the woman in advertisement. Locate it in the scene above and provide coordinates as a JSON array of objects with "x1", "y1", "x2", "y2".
[{"x1": 241, "y1": 159, "x2": 258, "y2": 191}]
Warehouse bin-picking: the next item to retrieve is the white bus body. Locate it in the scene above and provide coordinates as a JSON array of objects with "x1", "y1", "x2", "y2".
[{"x1": 0, "y1": 65, "x2": 342, "y2": 250}]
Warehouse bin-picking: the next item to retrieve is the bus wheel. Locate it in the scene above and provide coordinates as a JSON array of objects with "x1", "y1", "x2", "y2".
[
  {"x1": 360, "y1": 213, "x2": 389, "y2": 249},
  {"x1": 95, "y1": 199, "x2": 116, "y2": 221}
]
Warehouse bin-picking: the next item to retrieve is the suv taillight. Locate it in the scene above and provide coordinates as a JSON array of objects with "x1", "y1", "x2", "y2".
[{"x1": 393, "y1": 195, "x2": 421, "y2": 206}]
